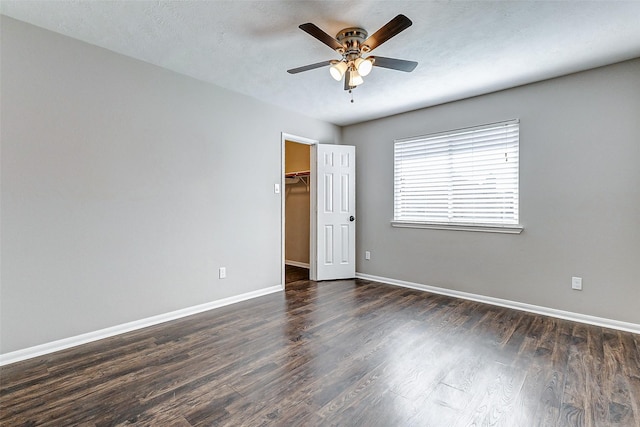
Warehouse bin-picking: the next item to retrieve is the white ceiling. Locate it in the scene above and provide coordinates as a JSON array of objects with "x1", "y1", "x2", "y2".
[{"x1": 2, "y1": 1, "x2": 640, "y2": 126}]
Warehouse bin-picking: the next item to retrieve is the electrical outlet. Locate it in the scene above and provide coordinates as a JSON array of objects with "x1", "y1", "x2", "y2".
[
  {"x1": 571, "y1": 276, "x2": 582, "y2": 290},
  {"x1": 365, "y1": 251, "x2": 371, "y2": 260},
  {"x1": 219, "y1": 267, "x2": 227, "y2": 279}
]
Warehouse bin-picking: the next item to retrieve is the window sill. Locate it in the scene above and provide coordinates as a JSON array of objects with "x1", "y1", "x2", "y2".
[{"x1": 390, "y1": 220, "x2": 524, "y2": 234}]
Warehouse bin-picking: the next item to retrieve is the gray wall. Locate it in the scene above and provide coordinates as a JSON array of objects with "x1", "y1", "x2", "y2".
[
  {"x1": 0, "y1": 17, "x2": 340, "y2": 354},
  {"x1": 344, "y1": 59, "x2": 640, "y2": 324}
]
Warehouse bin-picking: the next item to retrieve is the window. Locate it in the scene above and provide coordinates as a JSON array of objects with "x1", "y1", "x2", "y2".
[{"x1": 393, "y1": 119, "x2": 521, "y2": 233}]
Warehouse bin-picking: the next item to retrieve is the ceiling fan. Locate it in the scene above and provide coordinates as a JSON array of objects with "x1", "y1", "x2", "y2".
[{"x1": 287, "y1": 14, "x2": 418, "y2": 92}]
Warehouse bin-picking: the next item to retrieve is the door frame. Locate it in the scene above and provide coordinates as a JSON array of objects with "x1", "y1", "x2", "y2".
[{"x1": 281, "y1": 133, "x2": 318, "y2": 287}]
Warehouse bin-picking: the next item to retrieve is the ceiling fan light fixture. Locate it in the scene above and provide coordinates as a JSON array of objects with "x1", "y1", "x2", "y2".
[
  {"x1": 349, "y1": 69, "x2": 364, "y2": 87},
  {"x1": 289, "y1": 15, "x2": 417, "y2": 94},
  {"x1": 355, "y1": 57, "x2": 373, "y2": 76},
  {"x1": 329, "y1": 61, "x2": 348, "y2": 81}
]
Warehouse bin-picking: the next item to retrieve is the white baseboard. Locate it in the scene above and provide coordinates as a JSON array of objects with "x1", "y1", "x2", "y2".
[
  {"x1": 0, "y1": 285, "x2": 283, "y2": 367},
  {"x1": 285, "y1": 260, "x2": 310, "y2": 269},
  {"x1": 356, "y1": 273, "x2": 640, "y2": 335}
]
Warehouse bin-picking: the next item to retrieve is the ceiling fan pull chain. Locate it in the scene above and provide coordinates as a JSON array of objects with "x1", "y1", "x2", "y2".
[{"x1": 350, "y1": 89, "x2": 354, "y2": 103}]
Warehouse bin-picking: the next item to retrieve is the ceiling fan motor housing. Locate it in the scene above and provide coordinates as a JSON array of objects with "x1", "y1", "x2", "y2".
[{"x1": 336, "y1": 28, "x2": 369, "y2": 60}]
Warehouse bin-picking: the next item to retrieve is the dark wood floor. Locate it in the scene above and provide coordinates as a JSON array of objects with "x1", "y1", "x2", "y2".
[
  {"x1": 1, "y1": 278, "x2": 639, "y2": 426},
  {"x1": 285, "y1": 264, "x2": 309, "y2": 284}
]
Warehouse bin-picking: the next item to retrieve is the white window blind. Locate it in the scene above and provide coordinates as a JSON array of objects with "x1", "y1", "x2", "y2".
[{"x1": 394, "y1": 120, "x2": 519, "y2": 228}]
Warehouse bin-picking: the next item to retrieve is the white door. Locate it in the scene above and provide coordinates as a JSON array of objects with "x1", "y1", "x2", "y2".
[{"x1": 313, "y1": 144, "x2": 356, "y2": 280}]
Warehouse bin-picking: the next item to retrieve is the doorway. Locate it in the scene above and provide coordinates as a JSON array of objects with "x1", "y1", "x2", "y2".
[
  {"x1": 281, "y1": 134, "x2": 357, "y2": 287},
  {"x1": 281, "y1": 133, "x2": 317, "y2": 287},
  {"x1": 284, "y1": 140, "x2": 311, "y2": 283}
]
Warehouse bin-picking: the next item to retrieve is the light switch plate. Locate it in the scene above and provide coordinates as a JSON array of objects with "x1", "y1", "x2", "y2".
[{"x1": 571, "y1": 276, "x2": 582, "y2": 290}]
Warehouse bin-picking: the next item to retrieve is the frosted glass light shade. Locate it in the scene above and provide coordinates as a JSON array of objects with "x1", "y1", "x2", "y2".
[
  {"x1": 349, "y1": 70, "x2": 364, "y2": 86},
  {"x1": 329, "y1": 61, "x2": 348, "y2": 81},
  {"x1": 355, "y1": 58, "x2": 373, "y2": 76}
]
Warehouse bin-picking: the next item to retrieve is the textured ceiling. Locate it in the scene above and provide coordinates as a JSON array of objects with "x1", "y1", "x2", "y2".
[{"x1": 2, "y1": 1, "x2": 640, "y2": 126}]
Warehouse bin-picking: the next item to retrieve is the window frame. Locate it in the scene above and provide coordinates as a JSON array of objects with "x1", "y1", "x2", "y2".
[{"x1": 392, "y1": 119, "x2": 523, "y2": 234}]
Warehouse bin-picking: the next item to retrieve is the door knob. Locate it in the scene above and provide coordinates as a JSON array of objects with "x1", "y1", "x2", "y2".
[{"x1": 349, "y1": 216, "x2": 355, "y2": 222}]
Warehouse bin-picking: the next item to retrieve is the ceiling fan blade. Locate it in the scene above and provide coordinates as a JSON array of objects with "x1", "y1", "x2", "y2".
[
  {"x1": 299, "y1": 23, "x2": 344, "y2": 51},
  {"x1": 370, "y1": 56, "x2": 418, "y2": 72},
  {"x1": 287, "y1": 60, "x2": 334, "y2": 74},
  {"x1": 363, "y1": 14, "x2": 412, "y2": 52}
]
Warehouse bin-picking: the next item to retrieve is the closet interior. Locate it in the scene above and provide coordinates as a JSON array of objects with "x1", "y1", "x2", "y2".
[{"x1": 284, "y1": 141, "x2": 311, "y2": 282}]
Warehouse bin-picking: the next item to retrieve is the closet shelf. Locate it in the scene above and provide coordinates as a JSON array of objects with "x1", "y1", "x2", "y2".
[
  {"x1": 285, "y1": 170, "x2": 310, "y2": 178},
  {"x1": 285, "y1": 170, "x2": 310, "y2": 193}
]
